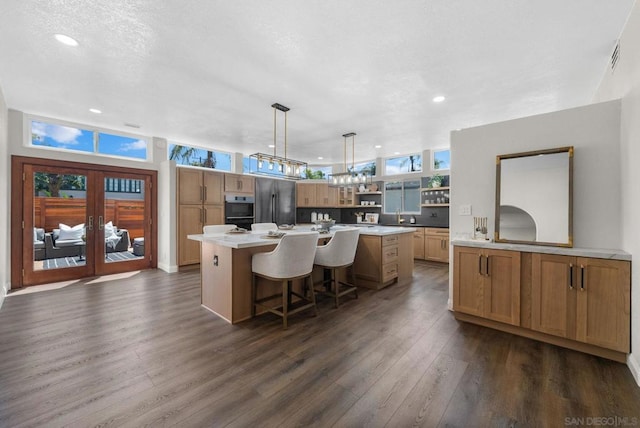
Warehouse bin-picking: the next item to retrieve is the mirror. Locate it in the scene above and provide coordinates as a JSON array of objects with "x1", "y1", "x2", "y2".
[{"x1": 495, "y1": 147, "x2": 573, "y2": 247}]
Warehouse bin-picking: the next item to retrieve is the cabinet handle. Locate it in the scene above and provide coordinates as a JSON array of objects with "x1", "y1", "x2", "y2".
[
  {"x1": 580, "y1": 265, "x2": 585, "y2": 291},
  {"x1": 568, "y1": 263, "x2": 574, "y2": 290},
  {"x1": 204, "y1": 208, "x2": 207, "y2": 224},
  {"x1": 200, "y1": 208, "x2": 204, "y2": 224},
  {"x1": 238, "y1": 180, "x2": 242, "y2": 190},
  {"x1": 200, "y1": 186, "x2": 204, "y2": 202},
  {"x1": 203, "y1": 186, "x2": 207, "y2": 201},
  {"x1": 485, "y1": 255, "x2": 490, "y2": 277},
  {"x1": 478, "y1": 255, "x2": 483, "y2": 275}
]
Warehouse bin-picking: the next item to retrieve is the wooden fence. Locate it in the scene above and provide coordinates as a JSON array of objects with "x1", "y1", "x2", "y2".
[{"x1": 34, "y1": 197, "x2": 146, "y2": 240}]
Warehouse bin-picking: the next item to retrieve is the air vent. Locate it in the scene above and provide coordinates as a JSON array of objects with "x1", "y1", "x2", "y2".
[
  {"x1": 610, "y1": 40, "x2": 620, "y2": 72},
  {"x1": 124, "y1": 122, "x2": 141, "y2": 129}
]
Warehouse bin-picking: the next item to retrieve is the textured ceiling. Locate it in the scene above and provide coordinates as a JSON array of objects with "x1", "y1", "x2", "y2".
[{"x1": 0, "y1": 1, "x2": 634, "y2": 164}]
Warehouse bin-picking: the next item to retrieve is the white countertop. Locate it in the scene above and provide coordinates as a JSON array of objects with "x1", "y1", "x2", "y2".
[
  {"x1": 451, "y1": 239, "x2": 631, "y2": 261},
  {"x1": 189, "y1": 224, "x2": 415, "y2": 249}
]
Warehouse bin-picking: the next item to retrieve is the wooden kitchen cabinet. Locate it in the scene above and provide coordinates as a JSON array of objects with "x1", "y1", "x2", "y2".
[
  {"x1": 296, "y1": 182, "x2": 317, "y2": 207},
  {"x1": 425, "y1": 228, "x2": 449, "y2": 262},
  {"x1": 224, "y1": 173, "x2": 254, "y2": 194},
  {"x1": 453, "y1": 246, "x2": 521, "y2": 326},
  {"x1": 353, "y1": 233, "x2": 413, "y2": 289},
  {"x1": 177, "y1": 168, "x2": 225, "y2": 266},
  {"x1": 296, "y1": 182, "x2": 338, "y2": 207},
  {"x1": 531, "y1": 253, "x2": 630, "y2": 353},
  {"x1": 413, "y1": 228, "x2": 425, "y2": 259}
]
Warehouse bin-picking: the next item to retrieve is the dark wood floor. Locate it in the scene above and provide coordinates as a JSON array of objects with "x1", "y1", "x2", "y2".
[{"x1": 1, "y1": 262, "x2": 638, "y2": 427}]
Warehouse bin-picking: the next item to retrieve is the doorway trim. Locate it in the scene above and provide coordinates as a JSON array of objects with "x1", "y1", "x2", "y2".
[{"x1": 11, "y1": 155, "x2": 158, "y2": 288}]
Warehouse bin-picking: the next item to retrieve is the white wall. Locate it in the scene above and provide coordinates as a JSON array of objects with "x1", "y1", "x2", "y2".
[
  {"x1": 0, "y1": 86, "x2": 9, "y2": 308},
  {"x1": 593, "y1": 1, "x2": 640, "y2": 385},
  {"x1": 450, "y1": 99, "x2": 621, "y2": 248},
  {"x1": 158, "y1": 158, "x2": 177, "y2": 273}
]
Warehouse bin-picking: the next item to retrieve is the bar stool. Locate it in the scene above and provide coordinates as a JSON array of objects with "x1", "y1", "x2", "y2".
[
  {"x1": 313, "y1": 227, "x2": 360, "y2": 308},
  {"x1": 203, "y1": 224, "x2": 237, "y2": 234},
  {"x1": 252, "y1": 231, "x2": 320, "y2": 329},
  {"x1": 251, "y1": 222, "x2": 278, "y2": 232}
]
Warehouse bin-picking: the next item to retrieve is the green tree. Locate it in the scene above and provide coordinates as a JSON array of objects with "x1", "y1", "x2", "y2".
[{"x1": 34, "y1": 173, "x2": 84, "y2": 197}]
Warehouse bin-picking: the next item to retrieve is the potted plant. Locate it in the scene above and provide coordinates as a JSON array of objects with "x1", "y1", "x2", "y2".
[{"x1": 428, "y1": 173, "x2": 443, "y2": 188}]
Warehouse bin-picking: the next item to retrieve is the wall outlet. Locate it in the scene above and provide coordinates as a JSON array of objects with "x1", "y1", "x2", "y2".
[{"x1": 459, "y1": 204, "x2": 472, "y2": 216}]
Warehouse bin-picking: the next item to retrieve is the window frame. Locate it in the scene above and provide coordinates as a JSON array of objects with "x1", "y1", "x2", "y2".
[
  {"x1": 432, "y1": 148, "x2": 451, "y2": 171},
  {"x1": 168, "y1": 142, "x2": 233, "y2": 172},
  {"x1": 383, "y1": 179, "x2": 421, "y2": 215},
  {"x1": 25, "y1": 114, "x2": 151, "y2": 162},
  {"x1": 383, "y1": 153, "x2": 423, "y2": 176}
]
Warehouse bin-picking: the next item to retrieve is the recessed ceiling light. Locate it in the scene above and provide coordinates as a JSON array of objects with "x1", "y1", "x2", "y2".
[
  {"x1": 268, "y1": 144, "x2": 275, "y2": 148},
  {"x1": 317, "y1": 157, "x2": 323, "y2": 160},
  {"x1": 374, "y1": 145, "x2": 382, "y2": 149},
  {"x1": 394, "y1": 151, "x2": 400, "y2": 155},
  {"x1": 433, "y1": 95, "x2": 445, "y2": 103},
  {"x1": 54, "y1": 34, "x2": 79, "y2": 47},
  {"x1": 89, "y1": 108, "x2": 102, "y2": 114}
]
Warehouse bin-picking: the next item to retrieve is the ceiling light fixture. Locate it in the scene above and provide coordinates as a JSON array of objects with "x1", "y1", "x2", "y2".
[
  {"x1": 54, "y1": 34, "x2": 79, "y2": 47},
  {"x1": 328, "y1": 132, "x2": 372, "y2": 187},
  {"x1": 433, "y1": 95, "x2": 445, "y2": 103},
  {"x1": 374, "y1": 145, "x2": 382, "y2": 149},
  {"x1": 250, "y1": 103, "x2": 307, "y2": 179},
  {"x1": 89, "y1": 108, "x2": 102, "y2": 114}
]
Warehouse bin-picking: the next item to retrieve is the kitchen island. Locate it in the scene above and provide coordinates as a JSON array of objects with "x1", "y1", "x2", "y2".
[{"x1": 188, "y1": 225, "x2": 415, "y2": 324}]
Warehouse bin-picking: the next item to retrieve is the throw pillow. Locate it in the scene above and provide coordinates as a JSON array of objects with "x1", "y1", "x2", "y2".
[{"x1": 58, "y1": 223, "x2": 85, "y2": 241}]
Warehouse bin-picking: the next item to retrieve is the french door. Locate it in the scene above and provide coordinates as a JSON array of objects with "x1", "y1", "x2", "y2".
[{"x1": 13, "y1": 157, "x2": 156, "y2": 287}]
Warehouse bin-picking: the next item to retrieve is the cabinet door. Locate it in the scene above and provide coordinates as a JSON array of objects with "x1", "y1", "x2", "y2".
[
  {"x1": 315, "y1": 183, "x2": 329, "y2": 207},
  {"x1": 575, "y1": 258, "x2": 630, "y2": 352},
  {"x1": 204, "y1": 205, "x2": 224, "y2": 226},
  {"x1": 296, "y1": 183, "x2": 316, "y2": 207},
  {"x1": 203, "y1": 171, "x2": 224, "y2": 205},
  {"x1": 327, "y1": 185, "x2": 339, "y2": 207},
  {"x1": 453, "y1": 246, "x2": 484, "y2": 317},
  {"x1": 425, "y1": 234, "x2": 448, "y2": 262},
  {"x1": 178, "y1": 169, "x2": 203, "y2": 205},
  {"x1": 484, "y1": 249, "x2": 520, "y2": 326},
  {"x1": 178, "y1": 205, "x2": 203, "y2": 265},
  {"x1": 531, "y1": 254, "x2": 575, "y2": 339},
  {"x1": 224, "y1": 174, "x2": 254, "y2": 194},
  {"x1": 413, "y1": 229, "x2": 425, "y2": 259}
]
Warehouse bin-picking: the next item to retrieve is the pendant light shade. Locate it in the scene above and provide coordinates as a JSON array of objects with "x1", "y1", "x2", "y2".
[{"x1": 328, "y1": 132, "x2": 372, "y2": 187}]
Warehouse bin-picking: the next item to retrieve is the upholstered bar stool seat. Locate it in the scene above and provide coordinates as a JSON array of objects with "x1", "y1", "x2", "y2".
[
  {"x1": 313, "y1": 227, "x2": 360, "y2": 308},
  {"x1": 203, "y1": 224, "x2": 237, "y2": 234},
  {"x1": 252, "y1": 231, "x2": 320, "y2": 329},
  {"x1": 251, "y1": 222, "x2": 278, "y2": 232}
]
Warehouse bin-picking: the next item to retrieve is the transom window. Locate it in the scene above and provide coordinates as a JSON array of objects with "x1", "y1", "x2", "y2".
[
  {"x1": 384, "y1": 154, "x2": 422, "y2": 175},
  {"x1": 433, "y1": 149, "x2": 451, "y2": 171},
  {"x1": 29, "y1": 117, "x2": 148, "y2": 161},
  {"x1": 169, "y1": 144, "x2": 232, "y2": 171}
]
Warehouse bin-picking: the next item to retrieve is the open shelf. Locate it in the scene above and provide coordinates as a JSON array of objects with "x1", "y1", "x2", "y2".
[
  {"x1": 421, "y1": 186, "x2": 449, "y2": 192},
  {"x1": 421, "y1": 203, "x2": 449, "y2": 207}
]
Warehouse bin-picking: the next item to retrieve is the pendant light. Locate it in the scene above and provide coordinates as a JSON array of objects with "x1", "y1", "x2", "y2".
[{"x1": 328, "y1": 132, "x2": 372, "y2": 187}]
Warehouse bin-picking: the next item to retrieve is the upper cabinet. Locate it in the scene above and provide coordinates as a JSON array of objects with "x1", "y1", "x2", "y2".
[
  {"x1": 296, "y1": 182, "x2": 339, "y2": 207},
  {"x1": 224, "y1": 174, "x2": 255, "y2": 194}
]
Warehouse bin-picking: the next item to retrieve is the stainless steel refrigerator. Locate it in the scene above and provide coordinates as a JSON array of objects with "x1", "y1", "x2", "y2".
[{"x1": 255, "y1": 177, "x2": 296, "y2": 225}]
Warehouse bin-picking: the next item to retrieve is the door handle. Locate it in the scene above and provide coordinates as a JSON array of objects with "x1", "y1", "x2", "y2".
[
  {"x1": 88, "y1": 216, "x2": 93, "y2": 231},
  {"x1": 98, "y1": 215, "x2": 104, "y2": 230}
]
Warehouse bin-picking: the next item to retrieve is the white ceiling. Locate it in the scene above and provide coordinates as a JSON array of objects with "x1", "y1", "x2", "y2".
[{"x1": 0, "y1": 1, "x2": 634, "y2": 165}]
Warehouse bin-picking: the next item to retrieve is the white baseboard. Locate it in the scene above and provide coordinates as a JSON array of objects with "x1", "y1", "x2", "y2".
[
  {"x1": 447, "y1": 298, "x2": 453, "y2": 311},
  {"x1": 0, "y1": 282, "x2": 7, "y2": 310},
  {"x1": 157, "y1": 262, "x2": 178, "y2": 273},
  {"x1": 628, "y1": 353, "x2": 640, "y2": 387}
]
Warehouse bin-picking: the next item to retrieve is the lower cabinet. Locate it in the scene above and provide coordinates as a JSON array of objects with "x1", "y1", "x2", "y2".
[
  {"x1": 354, "y1": 233, "x2": 413, "y2": 289},
  {"x1": 453, "y1": 244, "x2": 631, "y2": 360},
  {"x1": 531, "y1": 253, "x2": 630, "y2": 353},
  {"x1": 178, "y1": 204, "x2": 224, "y2": 266},
  {"x1": 453, "y1": 246, "x2": 521, "y2": 326},
  {"x1": 425, "y1": 228, "x2": 449, "y2": 262}
]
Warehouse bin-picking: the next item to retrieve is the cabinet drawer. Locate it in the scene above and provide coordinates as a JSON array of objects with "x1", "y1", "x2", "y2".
[
  {"x1": 382, "y1": 245, "x2": 399, "y2": 264},
  {"x1": 382, "y1": 263, "x2": 398, "y2": 282},
  {"x1": 426, "y1": 228, "x2": 449, "y2": 236},
  {"x1": 382, "y1": 235, "x2": 399, "y2": 247}
]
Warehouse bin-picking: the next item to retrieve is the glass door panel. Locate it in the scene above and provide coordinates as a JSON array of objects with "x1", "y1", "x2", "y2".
[
  {"x1": 24, "y1": 165, "x2": 94, "y2": 284},
  {"x1": 94, "y1": 173, "x2": 151, "y2": 274}
]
